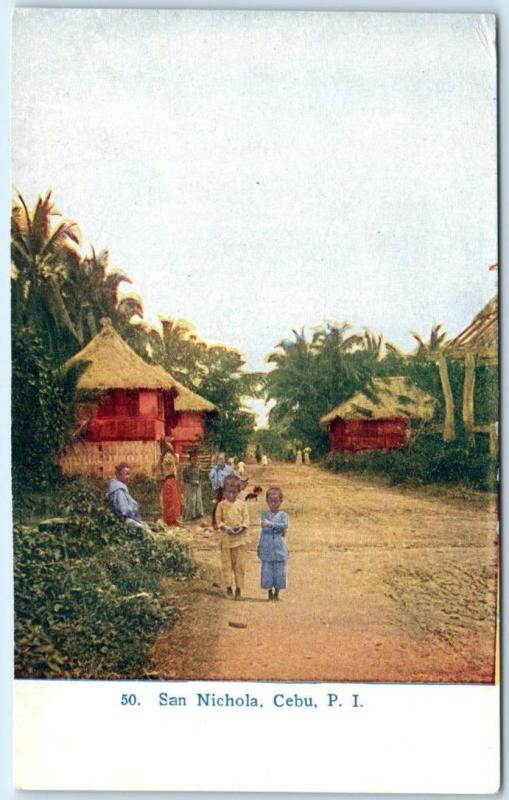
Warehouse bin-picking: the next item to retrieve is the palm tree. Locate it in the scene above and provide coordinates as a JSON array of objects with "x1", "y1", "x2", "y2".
[
  {"x1": 411, "y1": 324, "x2": 455, "y2": 441},
  {"x1": 65, "y1": 247, "x2": 135, "y2": 344},
  {"x1": 11, "y1": 190, "x2": 83, "y2": 357}
]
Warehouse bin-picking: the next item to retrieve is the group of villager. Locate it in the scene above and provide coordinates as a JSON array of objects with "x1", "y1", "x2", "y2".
[{"x1": 107, "y1": 448, "x2": 291, "y2": 603}]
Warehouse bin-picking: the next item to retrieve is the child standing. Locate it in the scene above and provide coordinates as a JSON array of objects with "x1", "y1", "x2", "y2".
[
  {"x1": 216, "y1": 475, "x2": 250, "y2": 600},
  {"x1": 258, "y1": 487, "x2": 289, "y2": 601}
]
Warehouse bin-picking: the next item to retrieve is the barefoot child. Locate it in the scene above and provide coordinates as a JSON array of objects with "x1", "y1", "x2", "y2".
[
  {"x1": 258, "y1": 487, "x2": 289, "y2": 601},
  {"x1": 216, "y1": 475, "x2": 250, "y2": 600}
]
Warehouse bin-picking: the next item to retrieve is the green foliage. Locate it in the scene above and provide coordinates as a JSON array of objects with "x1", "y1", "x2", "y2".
[
  {"x1": 11, "y1": 190, "x2": 83, "y2": 360},
  {"x1": 253, "y1": 427, "x2": 295, "y2": 461},
  {"x1": 474, "y1": 365, "x2": 499, "y2": 425},
  {"x1": 128, "y1": 474, "x2": 162, "y2": 519},
  {"x1": 11, "y1": 192, "x2": 261, "y2": 508},
  {"x1": 192, "y1": 346, "x2": 260, "y2": 456},
  {"x1": 14, "y1": 482, "x2": 195, "y2": 678},
  {"x1": 11, "y1": 325, "x2": 85, "y2": 496},
  {"x1": 266, "y1": 324, "x2": 395, "y2": 455},
  {"x1": 324, "y1": 432, "x2": 497, "y2": 491},
  {"x1": 265, "y1": 320, "x2": 499, "y2": 467}
]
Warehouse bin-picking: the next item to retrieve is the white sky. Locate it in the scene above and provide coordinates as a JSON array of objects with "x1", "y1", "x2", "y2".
[{"x1": 12, "y1": 10, "x2": 498, "y2": 423}]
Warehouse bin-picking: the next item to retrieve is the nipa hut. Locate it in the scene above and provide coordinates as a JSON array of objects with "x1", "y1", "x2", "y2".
[
  {"x1": 320, "y1": 377, "x2": 437, "y2": 452},
  {"x1": 60, "y1": 318, "x2": 217, "y2": 477},
  {"x1": 151, "y1": 366, "x2": 217, "y2": 455}
]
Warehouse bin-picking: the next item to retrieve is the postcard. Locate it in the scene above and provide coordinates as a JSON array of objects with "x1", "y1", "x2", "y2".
[{"x1": 11, "y1": 8, "x2": 499, "y2": 793}]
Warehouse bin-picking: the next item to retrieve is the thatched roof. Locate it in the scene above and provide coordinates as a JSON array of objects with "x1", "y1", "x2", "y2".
[
  {"x1": 320, "y1": 377, "x2": 438, "y2": 426},
  {"x1": 65, "y1": 319, "x2": 177, "y2": 391},
  {"x1": 174, "y1": 382, "x2": 217, "y2": 414},
  {"x1": 444, "y1": 297, "x2": 498, "y2": 363},
  {"x1": 66, "y1": 319, "x2": 217, "y2": 414},
  {"x1": 151, "y1": 366, "x2": 217, "y2": 414}
]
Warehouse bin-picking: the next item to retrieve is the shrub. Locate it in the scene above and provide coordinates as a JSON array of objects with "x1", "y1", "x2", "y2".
[
  {"x1": 11, "y1": 324, "x2": 85, "y2": 497},
  {"x1": 323, "y1": 433, "x2": 497, "y2": 492},
  {"x1": 14, "y1": 482, "x2": 195, "y2": 678},
  {"x1": 129, "y1": 474, "x2": 161, "y2": 519}
]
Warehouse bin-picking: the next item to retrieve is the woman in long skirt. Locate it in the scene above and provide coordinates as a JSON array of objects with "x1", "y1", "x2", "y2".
[
  {"x1": 182, "y1": 451, "x2": 204, "y2": 521},
  {"x1": 159, "y1": 438, "x2": 182, "y2": 525}
]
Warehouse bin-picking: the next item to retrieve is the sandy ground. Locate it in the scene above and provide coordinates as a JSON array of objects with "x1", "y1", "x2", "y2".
[{"x1": 152, "y1": 464, "x2": 498, "y2": 683}]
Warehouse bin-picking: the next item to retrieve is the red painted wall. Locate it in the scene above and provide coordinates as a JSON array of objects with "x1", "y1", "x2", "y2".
[
  {"x1": 171, "y1": 411, "x2": 205, "y2": 455},
  {"x1": 85, "y1": 389, "x2": 166, "y2": 442},
  {"x1": 329, "y1": 418, "x2": 409, "y2": 452}
]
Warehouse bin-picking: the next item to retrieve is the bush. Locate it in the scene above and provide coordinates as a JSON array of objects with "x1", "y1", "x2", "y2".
[
  {"x1": 14, "y1": 482, "x2": 195, "y2": 678},
  {"x1": 11, "y1": 324, "x2": 85, "y2": 497},
  {"x1": 129, "y1": 474, "x2": 162, "y2": 519},
  {"x1": 323, "y1": 433, "x2": 497, "y2": 492}
]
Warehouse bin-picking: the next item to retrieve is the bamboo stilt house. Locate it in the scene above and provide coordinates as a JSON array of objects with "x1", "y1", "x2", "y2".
[
  {"x1": 439, "y1": 296, "x2": 498, "y2": 453},
  {"x1": 60, "y1": 318, "x2": 216, "y2": 477},
  {"x1": 320, "y1": 377, "x2": 437, "y2": 452}
]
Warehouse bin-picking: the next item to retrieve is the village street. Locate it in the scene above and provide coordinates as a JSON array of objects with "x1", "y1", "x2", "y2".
[{"x1": 153, "y1": 463, "x2": 498, "y2": 683}]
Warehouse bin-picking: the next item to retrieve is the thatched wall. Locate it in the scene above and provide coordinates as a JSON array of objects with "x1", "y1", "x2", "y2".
[{"x1": 60, "y1": 440, "x2": 161, "y2": 479}]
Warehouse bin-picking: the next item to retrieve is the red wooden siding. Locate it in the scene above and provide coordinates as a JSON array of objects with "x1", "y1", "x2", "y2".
[
  {"x1": 83, "y1": 389, "x2": 206, "y2": 450},
  {"x1": 329, "y1": 418, "x2": 409, "y2": 452},
  {"x1": 86, "y1": 389, "x2": 166, "y2": 442},
  {"x1": 171, "y1": 412, "x2": 205, "y2": 455}
]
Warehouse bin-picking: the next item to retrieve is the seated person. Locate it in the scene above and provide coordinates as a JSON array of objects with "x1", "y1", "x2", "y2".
[{"x1": 107, "y1": 462, "x2": 144, "y2": 529}]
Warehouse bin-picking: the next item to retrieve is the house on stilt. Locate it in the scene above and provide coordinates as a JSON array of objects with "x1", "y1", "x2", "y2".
[
  {"x1": 435, "y1": 296, "x2": 498, "y2": 455},
  {"x1": 60, "y1": 318, "x2": 217, "y2": 477},
  {"x1": 320, "y1": 376, "x2": 437, "y2": 452}
]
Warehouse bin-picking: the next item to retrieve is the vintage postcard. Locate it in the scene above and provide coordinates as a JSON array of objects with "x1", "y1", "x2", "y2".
[{"x1": 11, "y1": 8, "x2": 499, "y2": 793}]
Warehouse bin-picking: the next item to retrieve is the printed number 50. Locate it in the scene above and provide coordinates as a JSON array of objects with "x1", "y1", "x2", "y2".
[{"x1": 121, "y1": 693, "x2": 138, "y2": 705}]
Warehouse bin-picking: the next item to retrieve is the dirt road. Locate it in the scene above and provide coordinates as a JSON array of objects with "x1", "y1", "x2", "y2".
[{"x1": 153, "y1": 464, "x2": 498, "y2": 683}]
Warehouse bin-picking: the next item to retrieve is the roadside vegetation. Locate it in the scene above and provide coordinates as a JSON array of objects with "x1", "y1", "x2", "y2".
[{"x1": 14, "y1": 481, "x2": 194, "y2": 678}]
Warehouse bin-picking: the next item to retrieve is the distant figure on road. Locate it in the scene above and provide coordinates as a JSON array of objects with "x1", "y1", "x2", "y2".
[
  {"x1": 303, "y1": 447, "x2": 311, "y2": 465},
  {"x1": 107, "y1": 462, "x2": 144, "y2": 529},
  {"x1": 255, "y1": 444, "x2": 263, "y2": 464},
  {"x1": 237, "y1": 460, "x2": 246, "y2": 477},
  {"x1": 295, "y1": 449, "x2": 303, "y2": 466},
  {"x1": 261, "y1": 454, "x2": 268, "y2": 467}
]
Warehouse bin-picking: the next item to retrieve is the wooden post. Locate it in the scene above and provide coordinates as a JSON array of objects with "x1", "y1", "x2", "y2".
[
  {"x1": 462, "y1": 352, "x2": 476, "y2": 446},
  {"x1": 437, "y1": 353, "x2": 456, "y2": 441}
]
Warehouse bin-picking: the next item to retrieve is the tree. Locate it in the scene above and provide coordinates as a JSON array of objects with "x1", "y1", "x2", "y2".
[
  {"x1": 11, "y1": 325, "x2": 87, "y2": 496},
  {"x1": 65, "y1": 247, "x2": 136, "y2": 345},
  {"x1": 265, "y1": 323, "x2": 390, "y2": 454},
  {"x1": 11, "y1": 190, "x2": 83, "y2": 359},
  {"x1": 411, "y1": 324, "x2": 456, "y2": 441},
  {"x1": 200, "y1": 345, "x2": 261, "y2": 456}
]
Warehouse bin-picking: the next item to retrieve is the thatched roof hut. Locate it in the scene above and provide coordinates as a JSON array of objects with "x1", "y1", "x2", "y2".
[
  {"x1": 65, "y1": 317, "x2": 176, "y2": 391},
  {"x1": 320, "y1": 377, "x2": 437, "y2": 453},
  {"x1": 320, "y1": 377, "x2": 437, "y2": 426},
  {"x1": 61, "y1": 319, "x2": 217, "y2": 471}
]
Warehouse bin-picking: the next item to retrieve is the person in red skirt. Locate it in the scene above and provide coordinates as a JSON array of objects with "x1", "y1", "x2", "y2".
[{"x1": 159, "y1": 437, "x2": 182, "y2": 526}]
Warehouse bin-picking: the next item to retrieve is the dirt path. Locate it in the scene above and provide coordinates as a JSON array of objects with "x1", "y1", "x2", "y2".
[{"x1": 153, "y1": 464, "x2": 498, "y2": 683}]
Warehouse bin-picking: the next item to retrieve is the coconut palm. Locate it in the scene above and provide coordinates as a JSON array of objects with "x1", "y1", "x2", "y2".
[
  {"x1": 64, "y1": 247, "x2": 135, "y2": 345},
  {"x1": 411, "y1": 324, "x2": 455, "y2": 441},
  {"x1": 11, "y1": 190, "x2": 83, "y2": 356}
]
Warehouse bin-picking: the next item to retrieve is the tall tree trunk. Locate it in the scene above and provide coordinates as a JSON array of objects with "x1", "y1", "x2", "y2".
[
  {"x1": 437, "y1": 354, "x2": 456, "y2": 441},
  {"x1": 462, "y1": 352, "x2": 476, "y2": 447}
]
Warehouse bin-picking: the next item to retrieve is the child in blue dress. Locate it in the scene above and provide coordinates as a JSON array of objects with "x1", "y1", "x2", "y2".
[{"x1": 257, "y1": 486, "x2": 289, "y2": 601}]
